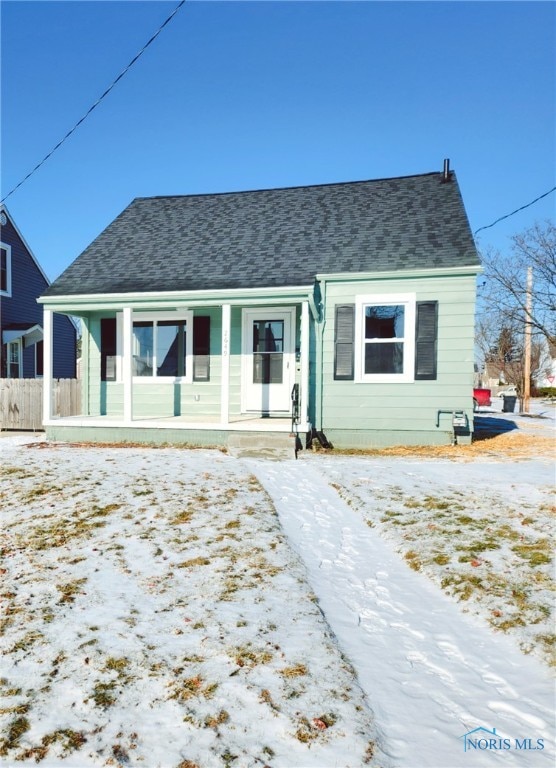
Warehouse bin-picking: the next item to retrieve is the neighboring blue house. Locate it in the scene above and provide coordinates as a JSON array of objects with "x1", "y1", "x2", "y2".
[{"x1": 0, "y1": 206, "x2": 76, "y2": 379}]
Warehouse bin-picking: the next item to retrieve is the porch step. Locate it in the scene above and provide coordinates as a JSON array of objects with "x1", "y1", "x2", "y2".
[{"x1": 227, "y1": 431, "x2": 296, "y2": 460}]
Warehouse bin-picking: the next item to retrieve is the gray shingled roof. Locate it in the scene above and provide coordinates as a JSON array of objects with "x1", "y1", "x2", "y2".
[{"x1": 45, "y1": 171, "x2": 479, "y2": 297}]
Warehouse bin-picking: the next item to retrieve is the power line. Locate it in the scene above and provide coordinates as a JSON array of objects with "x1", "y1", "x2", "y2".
[
  {"x1": 1, "y1": 0, "x2": 186, "y2": 204},
  {"x1": 474, "y1": 185, "x2": 556, "y2": 236}
]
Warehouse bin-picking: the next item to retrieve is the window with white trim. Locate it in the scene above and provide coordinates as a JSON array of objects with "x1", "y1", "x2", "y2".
[
  {"x1": 133, "y1": 319, "x2": 187, "y2": 377},
  {"x1": 105, "y1": 311, "x2": 194, "y2": 382},
  {"x1": 100, "y1": 312, "x2": 207, "y2": 383},
  {"x1": 355, "y1": 294, "x2": 416, "y2": 382},
  {"x1": 8, "y1": 340, "x2": 21, "y2": 378},
  {"x1": 1, "y1": 243, "x2": 11, "y2": 296}
]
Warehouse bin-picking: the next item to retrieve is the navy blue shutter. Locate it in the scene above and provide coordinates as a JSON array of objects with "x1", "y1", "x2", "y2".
[
  {"x1": 193, "y1": 316, "x2": 210, "y2": 382},
  {"x1": 334, "y1": 304, "x2": 355, "y2": 380},
  {"x1": 415, "y1": 301, "x2": 438, "y2": 380}
]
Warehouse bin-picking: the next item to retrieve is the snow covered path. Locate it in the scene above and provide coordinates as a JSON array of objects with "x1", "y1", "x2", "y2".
[{"x1": 248, "y1": 458, "x2": 554, "y2": 768}]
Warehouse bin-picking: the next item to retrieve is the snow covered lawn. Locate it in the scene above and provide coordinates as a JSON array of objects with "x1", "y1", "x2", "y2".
[
  {"x1": 1, "y1": 441, "x2": 380, "y2": 767},
  {"x1": 321, "y1": 447, "x2": 554, "y2": 666},
  {"x1": 248, "y1": 406, "x2": 554, "y2": 768},
  {"x1": 1, "y1": 404, "x2": 554, "y2": 768}
]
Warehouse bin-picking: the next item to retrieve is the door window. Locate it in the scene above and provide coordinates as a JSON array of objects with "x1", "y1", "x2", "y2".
[{"x1": 252, "y1": 320, "x2": 284, "y2": 384}]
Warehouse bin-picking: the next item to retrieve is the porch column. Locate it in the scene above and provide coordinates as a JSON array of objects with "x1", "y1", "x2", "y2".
[
  {"x1": 300, "y1": 300, "x2": 310, "y2": 427},
  {"x1": 122, "y1": 307, "x2": 133, "y2": 423},
  {"x1": 221, "y1": 303, "x2": 231, "y2": 425},
  {"x1": 43, "y1": 308, "x2": 53, "y2": 423},
  {"x1": 80, "y1": 317, "x2": 90, "y2": 416}
]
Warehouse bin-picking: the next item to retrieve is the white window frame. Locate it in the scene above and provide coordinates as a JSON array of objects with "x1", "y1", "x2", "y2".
[
  {"x1": 7, "y1": 339, "x2": 22, "y2": 378},
  {"x1": 115, "y1": 311, "x2": 193, "y2": 384},
  {"x1": 0, "y1": 242, "x2": 12, "y2": 296},
  {"x1": 355, "y1": 293, "x2": 416, "y2": 383}
]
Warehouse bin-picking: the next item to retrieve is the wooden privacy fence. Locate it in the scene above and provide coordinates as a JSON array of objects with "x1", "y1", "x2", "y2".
[{"x1": 0, "y1": 379, "x2": 81, "y2": 431}]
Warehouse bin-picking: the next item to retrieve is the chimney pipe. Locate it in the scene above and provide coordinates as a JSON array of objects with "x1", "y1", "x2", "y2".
[{"x1": 442, "y1": 158, "x2": 450, "y2": 182}]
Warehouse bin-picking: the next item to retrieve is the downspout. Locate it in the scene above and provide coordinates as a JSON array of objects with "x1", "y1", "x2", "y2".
[
  {"x1": 307, "y1": 290, "x2": 319, "y2": 433},
  {"x1": 307, "y1": 293, "x2": 319, "y2": 325}
]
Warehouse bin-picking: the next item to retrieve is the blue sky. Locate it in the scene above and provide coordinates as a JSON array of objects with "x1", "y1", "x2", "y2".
[{"x1": 1, "y1": 0, "x2": 555, "y2": 282}]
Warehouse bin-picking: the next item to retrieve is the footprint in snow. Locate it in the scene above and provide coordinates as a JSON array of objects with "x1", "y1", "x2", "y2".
[
  {"x1": 435, "y1": 639, "x2": 467, "y2": 664},
  {"x1": 487, "y1": 700, "x2": 548, "y2": 731},
  {"x1": 406, "y1": 650, "x2": 455, "y2": 683},
  {"x1": 480, "y1": 671, "x2": 519, "y2": 699},
  {"x1": 389, "y1": 621, "x2": 426, "y2": 641}
]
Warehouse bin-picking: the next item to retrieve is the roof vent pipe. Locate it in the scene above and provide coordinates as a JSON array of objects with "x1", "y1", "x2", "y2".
[{"x1": 442, "y1": 158, "x2": 451, "y2": 182}]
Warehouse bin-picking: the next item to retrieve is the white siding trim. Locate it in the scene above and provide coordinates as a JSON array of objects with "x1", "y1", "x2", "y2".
[
  {"x1": 221, "y1": 304, "x2": 231, "y2": 425},
  {"x1": 122, "y1": 307, "x2": 133, "y2": 423},
  {"x1": 0, "y1": 241, "x2": 12, "y2": 296},
  {"x1": 1, "y1": 205, "x2": 50, "y2": 285},
  {"x1": 43, "y1": 310, "x2": 53, "y2": 422}
]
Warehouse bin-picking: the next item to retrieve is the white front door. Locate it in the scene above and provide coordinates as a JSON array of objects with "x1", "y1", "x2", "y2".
[{"x1": 242, "y1": 308, "x2": 296, "y2": 414}]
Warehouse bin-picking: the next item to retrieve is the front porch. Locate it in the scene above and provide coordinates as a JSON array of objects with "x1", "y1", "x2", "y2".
[
  {"x1": 44, "y1": 414, "x2": 305, "y2": 457},
  {"x1": 41, "y1": 290, "x2": 315, "y2": 448}
]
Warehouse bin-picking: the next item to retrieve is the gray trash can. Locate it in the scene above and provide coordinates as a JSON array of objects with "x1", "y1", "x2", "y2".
[{"x1": 502, "y1": 395, "x2": 517, "y2": 413}]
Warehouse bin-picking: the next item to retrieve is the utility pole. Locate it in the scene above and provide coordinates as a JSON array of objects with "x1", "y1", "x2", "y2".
[{"x1": 523, "y1": 266, "x2": 532, "y2": 413}]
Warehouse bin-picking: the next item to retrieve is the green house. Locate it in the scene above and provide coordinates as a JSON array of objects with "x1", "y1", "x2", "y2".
[{"x1": 39, "y1": 164, "x2": 481, "y2": 449}]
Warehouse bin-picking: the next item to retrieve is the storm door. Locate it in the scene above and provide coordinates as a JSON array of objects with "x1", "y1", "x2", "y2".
[{"x1": 242, "y1": 308, "x2": 295, "y2": 413}]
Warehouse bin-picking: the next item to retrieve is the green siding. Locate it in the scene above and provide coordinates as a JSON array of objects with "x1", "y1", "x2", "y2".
[
  {"x1": 131, "y1": 306, "x2": 224, "y2": 419},
  {"x1": 45, "y1": 425, "x2": 234, "y2": 447},
  {"x1": 324, "y1": 428, "x2": 467, "y2": 448},
  {"x1": 45, "y1": 425, "x2": 299, "y2": 449},
  {"x1": 101, "y1": 383, "x2": 124, "y2": 416},
  {"x1": 319, "y1": 274, "x2": 477, "y2": 445},
  {"x1": 87, "y1": 315, "x2": 102, "y2": 416}
]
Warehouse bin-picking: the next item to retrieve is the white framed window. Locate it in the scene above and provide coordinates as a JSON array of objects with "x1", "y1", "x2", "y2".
[
  {"x1": 115, "y1": 311, "x2": 193, "y2": 383},
  {"x1": 1, "y1": 242, "x2": 12, "y2": 296},
  {"x1": 7, "y1": 340, "x2": 21, "y2": 378},
  {"x1": 355, "y1": 293, "x2": 416, "y2": 383}
]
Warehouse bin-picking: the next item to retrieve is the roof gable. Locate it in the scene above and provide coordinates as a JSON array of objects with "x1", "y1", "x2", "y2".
[
  {"x1": 44, "y1": 171, "x2": 480, "y2": 297},
  {"x1": 0, "y1": 205, "x2": 50, "y2": 286}
]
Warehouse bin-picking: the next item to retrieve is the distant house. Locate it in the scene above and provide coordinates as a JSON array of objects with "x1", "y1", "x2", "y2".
[
  {"x1": 481, "y1": 361, "x2": 504, "y2": 389},
  {"x1": 537, "y1": 337, "x2": 556, "y2": 389},
  {"x1": 39, "y1": 163, "x2": 481, "y2": 448},
  {"x1": 1, "y1": 206, "x2": 76, "y2": 379}
]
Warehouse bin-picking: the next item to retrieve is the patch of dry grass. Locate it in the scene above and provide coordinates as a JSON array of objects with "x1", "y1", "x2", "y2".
[{"x1": 331, "y1": 430, "x2": 554, "y2": 461}]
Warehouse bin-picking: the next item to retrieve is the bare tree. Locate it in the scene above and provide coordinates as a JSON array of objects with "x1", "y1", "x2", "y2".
[
  {"x1": 479, "y1": 221, "x2": 555, "y2": 344},
  {"x1": 477, "y1": 222, "x2": 555, "y2": 408},
  {"x1": 476, "y1": 319, "x2": 551, "y2": 406}
]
